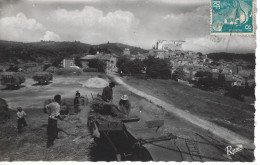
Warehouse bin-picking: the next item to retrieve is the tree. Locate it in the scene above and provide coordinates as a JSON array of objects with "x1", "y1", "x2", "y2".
[
  {"x1": 217, "y1": 74, "x2": 225, "y2": 87},
  {"x1": 52, "y1": 57, "x2": 63, "y2": 68},
  {"x1": 197, "y1": 52, "x2": 203, "y2": 56},
  {"x1": 195, "y1": 71, "x2": 212, "y2": 79},
  {"x1": 144, "y1": 56, "x2": 172, "y2": 79},
  {"x1": 88, "y1": 59, "x2": 106, "y2": 72},
  {"x1": 172, "y1": 66, "x2": 185, "y2": 80},
  {"x1": 74, "y1": 56, "x2": 82, "y2": 67},
  {"x1": 128, "y1": 59, "x2": 145, "y2": 74},
  {"x1": 43, "y1": 64, "x2": 51, "y2": 71},
  {"x1": 194, "y1": 71, "x2": 214, "y2": 90},
  {"x1": 7, "y1": 65, "x2": 19, "y2": 72},
  {"x1": 116, "y1": 56, "x2": 132, "y2": 74},
  {"x1": 99, "y1": 47, "x2": 111, "y2": 54},
  {"x1": 210, "y1": 61, "x2": 220, "y2": 66},
  {"x1": 89, "y1": 47, "x2": 97, "y2": 55}
]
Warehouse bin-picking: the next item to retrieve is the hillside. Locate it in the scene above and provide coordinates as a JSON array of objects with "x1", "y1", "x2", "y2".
[
  {"x1": 95, "y1": 43, "x2": 147, "y2": 55},
  {"x1": 0, "y1": 40, "x2": 147, "y2": 64},
  {"x1": 207, "y1": 52, "x2": 255, "y2": 64}
]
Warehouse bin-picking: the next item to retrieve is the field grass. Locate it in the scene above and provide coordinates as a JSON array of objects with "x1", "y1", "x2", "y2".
[{"x1": 124, "y1": 77, "x2": 255, "y2": 140}]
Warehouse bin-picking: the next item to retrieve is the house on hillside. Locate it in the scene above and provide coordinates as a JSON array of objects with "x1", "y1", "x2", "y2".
[
  {"x1": 123, "y1": 48, "x2": 131, "y2": 55},
  {"x1": 156, "y1": 40, "x2": 185, "y2": 51},
  {"x1": 225, "y1": 75, "x2": 244, "y2": 87},
  {"x1": 238, "y1": 69, "x2": 253, "y2": 77},
  {"x1": 80, "y1": 53, "x2": 119, "y2": 73},
  {"x1": 130, "y1": 53, "x2": 148, "y2": 61},
  {"x1": 221, "y1": 67, "x2": 233, "y2": 74},
  {"x1": 212, "y1": 67, "x2": 220, "y2": 73},
  {"x1": 80, "y1": 55, "x2": 96, "y2": 68},
  {"x1": 97, "y1": 53, "x2": 119, "y2": 73},
  {"x1": 148, "y1": 49, "x2": 167, "y2": 59},
  {"x1": 62, "y1": 58, "x2": 75, "y2": 68}
]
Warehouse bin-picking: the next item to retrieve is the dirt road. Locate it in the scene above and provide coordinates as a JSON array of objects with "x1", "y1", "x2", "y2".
[{"x1": 110, "y1": 74, "x2": 254, "y2": 149}]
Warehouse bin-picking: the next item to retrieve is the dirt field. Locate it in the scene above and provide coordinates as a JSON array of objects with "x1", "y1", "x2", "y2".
[
  {"x1": 0, "y1": 72, "x2": 106, "y2": 161},
  {"x1": 0, "y1": 73, "x2": 255, "y2": 161}
]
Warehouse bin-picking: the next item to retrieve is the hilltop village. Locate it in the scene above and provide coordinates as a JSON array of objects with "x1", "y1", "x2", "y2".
[{"x1": 60, "y1": 40, "x2": 254, "y2": 88}]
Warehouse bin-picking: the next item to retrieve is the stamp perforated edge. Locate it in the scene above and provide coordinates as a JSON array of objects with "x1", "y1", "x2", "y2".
[{"x1": 210, "y1": 0, "x2": 256, "y2": 36}]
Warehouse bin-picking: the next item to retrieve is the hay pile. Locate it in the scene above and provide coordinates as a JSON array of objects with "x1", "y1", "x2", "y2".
[
  {"x1": 0, "y1": 98, "x2": 10, "y2": 123},
  {"x1": 89, "y1": 96, "x2": 126, "y2": 118},
  {"x1": 32, "y1": 72, "x2": 53, "y2": 84},
  {"x1": 82, "y1": 77, "x2": 108, "y2": 88}
]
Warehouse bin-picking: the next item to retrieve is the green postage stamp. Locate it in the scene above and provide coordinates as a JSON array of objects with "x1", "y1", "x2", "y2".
[{"x1": 211, "y1": 0, "x2": 254, "y2": 35}]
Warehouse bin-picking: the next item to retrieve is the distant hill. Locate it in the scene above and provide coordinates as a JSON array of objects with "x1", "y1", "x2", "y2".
[
  {"x1": 207, "y1": 52, "x2": 255, "y2": 64},
  {"x1": 0, "y1": 40, "x2": 147, "y2": 64},
  {"x1": 94, "y1": 43, "x2": 147, "y2": 55}
]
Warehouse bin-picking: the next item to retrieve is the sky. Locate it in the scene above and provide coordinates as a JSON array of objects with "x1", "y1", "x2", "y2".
[{"x1": 0, "y1": 0, "x2": 256, "y2": 53}]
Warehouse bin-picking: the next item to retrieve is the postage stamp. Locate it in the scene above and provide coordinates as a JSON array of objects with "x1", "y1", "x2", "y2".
[{"x1": 211, "y1": 0, "x2": 254, "y2": 35}]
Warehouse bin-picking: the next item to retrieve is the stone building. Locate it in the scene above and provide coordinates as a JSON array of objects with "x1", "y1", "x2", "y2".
[
  {"x1": 156, "y1": 40, "x2": 185, "y2": 51},
  {"x1": 62, "y1": 58, "x2": 75, "y2": 68},
  {"x1": 80, "y1": 53, "x2": 119, "y2": 73},
  {"x1": 123, "y1": 48, "x2": 131, "y2": 55}
]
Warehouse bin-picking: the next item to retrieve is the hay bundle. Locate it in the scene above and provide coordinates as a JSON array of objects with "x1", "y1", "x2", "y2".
[
  {"x1": 82, "y1": 77, "x2": 108, "y2": 88},
  {"x1": 1, "y1": 72, "x2": 25, "y2": 87},
  {"x1": 90, "y1": 97, "x2": 126, "y2": 118},
  {"x1": 0, "y1": 98, "x2": 10, "y2": 123},
  {"x1": 32, "y1": 72, "x2": 53, "y2": 85}
]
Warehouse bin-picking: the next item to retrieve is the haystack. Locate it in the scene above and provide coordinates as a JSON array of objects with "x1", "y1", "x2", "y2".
[
  {"x1": 0, "y1": 98, "x2": 10, "y2": 123},
  {"x1": 82, "y1": 77, "x2": 108, "y2": 88}
]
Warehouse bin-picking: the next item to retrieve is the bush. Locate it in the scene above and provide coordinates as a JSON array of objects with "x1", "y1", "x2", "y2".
[
  {"x1": 83, "y1": 68, "x2": 98, "y2": 72},
  {"x1": 32, "y1": 72, "x2": 53, "y2": 85},
  {"x1": 46, "y1": 66, "x2": 59, "y2": 73},
  {"x1": 224, "y1": 87, "x2": 245, "y2": 101},
  {"x1": 56, "y1": 67, "x2": 82, "y2": 75},
  {"x1": 1, "y1": 72, "x2": 25, "y2": 88},
  {"x1": 7, "y1": 65, "x2": 19, "y2": 72}
]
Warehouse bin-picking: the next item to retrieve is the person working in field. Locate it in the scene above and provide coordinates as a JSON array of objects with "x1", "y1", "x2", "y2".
[
  {"x1": 74, "y1": 93, "x2": 80, "y2": 113},
  {"x1": 75, "y1": 90, "x2": 81, "y2": 97},
  {"x1": 45, "y1": 94, "x2": 63, "y2": 148},
  {"x1": 102, "y1": 82, "x2": 115, "y2": 103},
  {"x1": 16, "y1": 107, "x2": 28, "y2": 133},
  {"x1": 118, "y1": 95, "x2": 131, "y2": 115}
]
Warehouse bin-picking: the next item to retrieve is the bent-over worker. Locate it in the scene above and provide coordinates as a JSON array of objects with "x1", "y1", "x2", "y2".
[{"x1": 119, "y1": 95, "x2": 131, "y2": 115}]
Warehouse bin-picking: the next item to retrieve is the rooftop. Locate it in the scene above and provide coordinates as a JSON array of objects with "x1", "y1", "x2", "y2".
[
  {"x1": 80, "y1": 53, "x2": 119, "y2": 61},
  {"x1": 80, "y1": 55, "x2": 97, "y2": 60}
]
